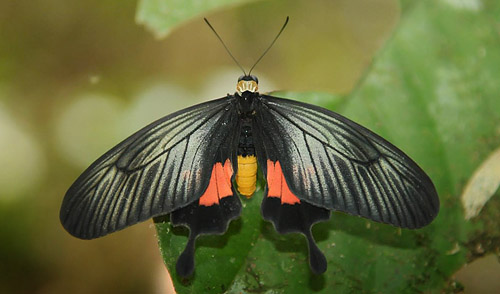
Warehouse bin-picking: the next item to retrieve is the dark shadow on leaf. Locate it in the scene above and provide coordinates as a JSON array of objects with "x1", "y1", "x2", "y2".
[
  {"x1": 311, "y1": 221, "x2": 331, "y2": 243},
  {"x1": 308, "y1": 272, "x2": 326, "y2": 291},
  {"x1": 196, "y1": 217, "x2": 243, "y2": 249},
  {"x1": 153, "y1": 214, "x2": 170, "y2": 223},
  {"x1": 175, "y1": 275, "x2": 195, "y2": 286},
  {"x1": 260, "y1": 220, "x2": 306, "y2": 254}
]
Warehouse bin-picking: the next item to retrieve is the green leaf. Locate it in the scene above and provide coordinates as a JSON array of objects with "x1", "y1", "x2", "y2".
[
  {"x1": 136, "y1": 0, "x2": 255, "y2": 38},
  {"x1": 154, "y1": 0, "x2": 500, "y2": 293}
]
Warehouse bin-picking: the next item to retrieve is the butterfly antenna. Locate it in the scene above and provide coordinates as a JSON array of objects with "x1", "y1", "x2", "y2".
[
  {"x1": 248, "y1": 16, "x2": 289, "y2": 75},
  {"x1": 204, "y1": 18, "x2": 247, "y2": 76}
]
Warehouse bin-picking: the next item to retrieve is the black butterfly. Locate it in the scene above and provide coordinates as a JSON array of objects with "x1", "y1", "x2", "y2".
[{"x1": 60, "y1": 17, "x2": 439, "y2": 278}]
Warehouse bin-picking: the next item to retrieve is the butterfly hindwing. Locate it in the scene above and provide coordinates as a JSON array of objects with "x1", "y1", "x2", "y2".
[
  {"x1": 255, "y1": 94, "x2": 439, "y2": 229},
  {"x1": 252, "y1": 104, "x2": 331, "y2": 274},
  {"x1": 252, "y1": 94, "x2": 439, "y2": 273},
  {"x1": 60, "y1": 96, "x2": 241, "y2": 240},
  {"x1": 170, "y1": 120, "x2": 243, "y2": 277}
]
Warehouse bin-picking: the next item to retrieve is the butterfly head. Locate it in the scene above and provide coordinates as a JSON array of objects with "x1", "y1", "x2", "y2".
[{"x1": 237, "y1": 75, "x2": 259, "y2": 95}]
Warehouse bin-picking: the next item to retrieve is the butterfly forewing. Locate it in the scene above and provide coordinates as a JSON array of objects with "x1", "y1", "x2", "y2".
[
  {"x1": 254, "y1": 95, "x2": 439, "y2": 229},
  {"x1": 60, "y1": 96, "x2": 239, "y2": 239}
]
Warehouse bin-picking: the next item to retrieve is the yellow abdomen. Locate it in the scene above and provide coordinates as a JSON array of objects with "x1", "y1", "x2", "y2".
[{"x1": 236, "y1": 155, "x2": 257, "y2": 197}]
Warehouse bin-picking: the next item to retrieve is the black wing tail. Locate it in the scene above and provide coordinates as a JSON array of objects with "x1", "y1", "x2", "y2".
[
  {"x1": 261, "y1": 195, "x2": 330, "y2": 274},
  {"x1": 171, "y1": 189, "x2": 242, "y2": 277}
]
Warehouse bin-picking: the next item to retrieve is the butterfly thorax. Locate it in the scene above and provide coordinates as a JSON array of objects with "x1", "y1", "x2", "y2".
[
  {"x1": 236, "y1": 75, "x2": 259, "y2": 117},
  {"x1": 236, "y1": 91, "x2": 257, "y2": 116}
]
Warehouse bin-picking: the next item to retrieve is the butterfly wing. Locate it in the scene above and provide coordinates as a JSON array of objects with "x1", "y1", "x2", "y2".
[
  {"x1": 254, "y1": 94, "x2": 439, "y2": 229},
  {"x1": 60, "y1": 96, "x2": 241, "y2": 240}
]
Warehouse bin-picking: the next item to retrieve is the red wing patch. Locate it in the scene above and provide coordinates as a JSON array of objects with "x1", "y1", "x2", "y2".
[
  {"x1": 266, "y1": 160, "x2": 301, "y2": 205},
  {"x1": 199, "y1": 159, "x2": 234, "y2": 206}
]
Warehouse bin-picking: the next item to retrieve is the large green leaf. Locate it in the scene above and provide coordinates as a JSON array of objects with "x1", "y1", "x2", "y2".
[
  {"x1": 136, "y1": 0, "x2": 256, "y2": 38},
  {"x1": 154, "y1": 0, "x2": 500, "y2": 293}
]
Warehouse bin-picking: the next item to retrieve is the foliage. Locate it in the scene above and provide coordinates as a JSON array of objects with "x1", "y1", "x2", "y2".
[
  {"x1": 146, "y1": 0, "x2": 500, "y2": 293},
  {"x1": 137, "y1": 0, "x2": 256, "y2": 38}
]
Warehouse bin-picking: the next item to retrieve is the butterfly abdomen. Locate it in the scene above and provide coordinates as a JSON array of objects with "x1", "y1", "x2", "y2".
[
  {"x1": 236, "y1": 122, "x2": 257, "y2": 197},
  {"x1": 236, "y1": 155, "x2": 257, "y2": 197}
]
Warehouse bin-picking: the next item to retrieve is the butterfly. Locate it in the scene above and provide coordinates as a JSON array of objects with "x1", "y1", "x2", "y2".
[{"x1": 60, "y1": 17, "x2": 439, "y2": 278}]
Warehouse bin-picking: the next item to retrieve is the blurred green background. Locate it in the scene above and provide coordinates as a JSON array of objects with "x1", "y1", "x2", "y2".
[{"x1": 1, "y1": 0, "x2": 499, "y2": 293}]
